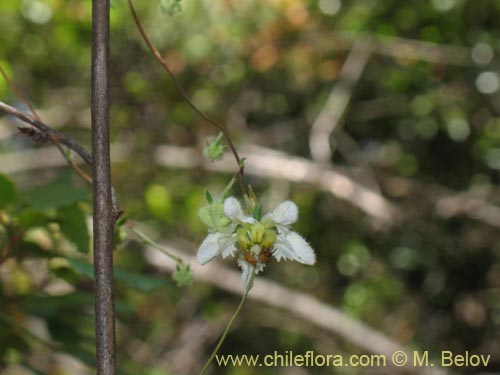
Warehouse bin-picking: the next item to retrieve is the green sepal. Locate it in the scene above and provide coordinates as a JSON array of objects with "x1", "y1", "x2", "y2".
[
  {"x1": 205, "y1": 190, "x2": 213, "y2": 204},
  {"x1": 253, "y1": 204, "x2": 263, "y2": 221},
  {"x1": 199, "y1": 200, "x2": 231, "y2": 232},
  {"x1": 172, "y1": 262, "x2": 193, "y2": 286},
  {"x1": 203, "y1": 133, "x2": 225, "y2": 162}
]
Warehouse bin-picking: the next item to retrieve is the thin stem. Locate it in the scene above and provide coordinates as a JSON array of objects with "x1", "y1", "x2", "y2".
[
  {"x1": 221, "y1": 174, "x2": 237, "y2": 199},
  {"x1": 126, "y1": 0, "x2": 246, "y2": 195},
  {"x1": 0, "y1": 101, "x2": 92, "y2": 166},
  {"x1": 0, "y1": 66, "x2": 94, "y2": 184},
  {"x1": 92, "y1": 0, "x2": 116, "y2": 373},
  {"x1": 129, "y1": 224, "x2": 183, "y2": 264},
  {"x1": 199, "y1": 265, "x2": 256, "y2": 375},
  {"x1": 0, "y1": 64, "x2": 41, "y2": 122}
]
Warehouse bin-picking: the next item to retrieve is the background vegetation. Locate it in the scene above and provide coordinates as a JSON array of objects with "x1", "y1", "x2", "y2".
[{"x1": 0, "y1": 0, "x2": 499, "y2": 374}]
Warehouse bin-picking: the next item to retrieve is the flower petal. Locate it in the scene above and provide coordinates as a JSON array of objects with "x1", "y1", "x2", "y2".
[
  {"x1": 223, "y1": 197, "x2": 243, "y2": 220},
  {"x1": 220, "y1": 234, "x2": 237, "y2": 258},
  {"x1": 197, "y1": 233, "x2": 226, "y2": 265},
  {"x1": 237, "y1": 258, "x2": 265, "y2": 289},
  {"x1": 269, "y1": 200, "x2": 298, "y2": 226},
  {"x1": 273, "y1": 231, "x2": 315, "y2": 265},
  {"x1": 223, "y1": 196, "x2": 255, "y2": 223},
  {"x1": 238, "y1": 259, "x2": 254, "y2": 288}
]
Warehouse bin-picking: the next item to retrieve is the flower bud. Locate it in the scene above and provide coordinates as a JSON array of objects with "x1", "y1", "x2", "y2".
[
  {"x1": 250, "y1": 222, "x2": 265, "y2": 244},
  {"x1": 203, "y1": 133, "x2": 225, "y2": 162},
  {"x1": 261, "y1": 229, "x2": 277, "y2": 248},
  {"x1": 236, "y1": 227, "x2": 252, "y2": 249}
]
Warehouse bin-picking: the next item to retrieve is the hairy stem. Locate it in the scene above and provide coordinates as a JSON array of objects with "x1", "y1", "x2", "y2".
[{"x1": 130, "y1": 224, "x2": 184, "y2": 264}]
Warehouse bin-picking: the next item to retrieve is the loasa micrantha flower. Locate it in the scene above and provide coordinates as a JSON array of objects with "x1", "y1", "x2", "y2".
[{"x1": 198, "y1": 196, "x2": 316, "y2": 288}]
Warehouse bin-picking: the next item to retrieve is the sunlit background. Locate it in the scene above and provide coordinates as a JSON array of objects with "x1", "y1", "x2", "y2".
[{"x1": 1, "y1": 0, "x2": 499, "y2": 374}]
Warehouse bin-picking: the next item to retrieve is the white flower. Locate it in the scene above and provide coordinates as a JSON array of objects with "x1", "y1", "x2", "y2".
[
  {"x1": 223, "y1": 197, "x2": 255, "y2": 224},
  {"x1": 197, "y1": 232, "x2": 237, "y2": 265},
  {"x1": 197, "y1": 197, "x2": 316, "y2": 289}
]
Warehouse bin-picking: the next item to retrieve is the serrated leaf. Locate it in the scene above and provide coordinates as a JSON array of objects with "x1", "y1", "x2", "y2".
[
  {"x1": 58, "y1": 204, "x2": 90, "y2": 253},
  {"x1": 24, "y1": 172, "x2": 89, "y2": 211},
  {"x1": 0, "y1": 173, "x2": 18, "y2": 209}
]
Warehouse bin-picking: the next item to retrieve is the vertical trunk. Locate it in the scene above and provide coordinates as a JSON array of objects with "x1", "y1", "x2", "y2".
[{"x1": 91, "y1": 0, "x2": 115, "y2": 374}]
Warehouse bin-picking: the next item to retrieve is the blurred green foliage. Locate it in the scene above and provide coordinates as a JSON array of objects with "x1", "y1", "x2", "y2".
[{"x1": 1, "y1": 0, "x2": 500, "y2": 374}]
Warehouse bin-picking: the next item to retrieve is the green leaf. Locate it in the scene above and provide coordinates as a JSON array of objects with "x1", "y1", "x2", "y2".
[
  {"x1": 58, "y1": 204, "x2": 90, "y2": 253},
  {"x1": 203, "y1": 134, "x2": 225, "y2": 162},
  {"x1": 17, "y1": 210, "x2": 49, "y2": 229},
  {"x1": 205, "y1": 190, "x2": 213, "y2": 203},
  {"x1": 46, "y1": 316, "x2": 80, "y2": 343},
  {"x1": 21, "y1": 293, "x2": 94, "y2": 317},
  {"x1": 0, "y1": 174, "x2": 18, "y2": 209},
  {"x1": 66, "y1": 258, "x2": 93, "y2": 278},
  {"x1": 24, "y1": 172, "x2": 89, "y2": 211},
  {"x1": 15, "y1": 240, "x2": 54, "y2": 259},
  {"x1": 253, "y1": 204, "x2": 263, "y2": 221},
  {"x1": 172, "y1": 263, "x2": 193, "y2": 286}
]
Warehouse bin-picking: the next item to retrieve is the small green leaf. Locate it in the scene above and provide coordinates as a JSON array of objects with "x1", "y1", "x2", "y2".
[
  {"x1": 253, "y1": 204, "x2": 263, "y2": 221},
  {"x1": 239, "y1": 157, "x2": 246, "y2": 168},
  {"x1": 172, "y1": 263, "x2": 193, "y2": 286},
  {"x1": 205, "y1": 190, "x2": 213, "y2": 203},
  {"x1": 203, "y1": 133, "x2": 225, "y2": 162},
  {"x1": 0, "y1": 174, "x2": 18, "y2": 209},
  {"x1": 17, "y1": 210, "x2": 49, "y2": 229},
  {"x1": 114, "y1": 215, "x2": 128, "y2": 247},
  {"x1": 24, "y1": 172, "x2": 89, "y2": 210},
  {"x1": 58, "y1": 204, "x2": 90, "y2": 253}
]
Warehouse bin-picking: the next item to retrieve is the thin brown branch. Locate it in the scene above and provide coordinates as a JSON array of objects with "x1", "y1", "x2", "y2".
[
  {"x1": 0, "y1": 67, "x2": 94, "y2": 184},
  {"x1": 0, "y1": 65, "x2": 41, "y2": 122},
  {"x1": 0, "y1": 229, "x2": 23, "y2": 266},
  {"x1": 126, "y1": 0, "x2": 246, "y2": 195},
  {"x1": 0, "y1": 101, "x2": 92, "y2": 165},
  {"x1": 92, "y1": 0, "x2": 116, "y2": 373},
  {"x1": 49, "y1": 134, "x2": 93, "y2": 185},
  {"x1": 0, "y1": 102, "x2": 120, "y2": 216}
]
